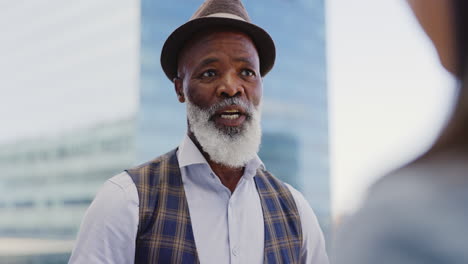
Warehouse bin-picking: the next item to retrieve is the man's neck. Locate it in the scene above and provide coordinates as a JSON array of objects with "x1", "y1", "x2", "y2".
[{"x1": 188, "y1": 132, "x2": 244, "y2": 193}]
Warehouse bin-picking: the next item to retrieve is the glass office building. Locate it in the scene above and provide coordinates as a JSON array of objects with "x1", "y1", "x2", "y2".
[
  {"x1": 0, "y1": 119, "x2": 135, "y2": 237},
  {"x1": 0, "y1": 119, "x2": 135, "y2": 262},
  {"x1": 0, "y1": 1, "x2": 139, "y2": 261},
  {"x1": 138, "y1": 0, "x2": 330, "y2": 235}
]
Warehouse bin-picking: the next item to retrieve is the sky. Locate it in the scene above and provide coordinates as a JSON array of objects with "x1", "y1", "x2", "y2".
[
  {"x1": 0, "y1": 0, "x2": 457, "y2": 217},
  {"x1": 0, "y1": 0, "x2": 140, "y2": 143}
]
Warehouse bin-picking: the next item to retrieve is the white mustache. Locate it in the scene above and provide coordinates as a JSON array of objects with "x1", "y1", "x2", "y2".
[{"x1": 206, "y1": 97, "x2": 254, "y2": 119}]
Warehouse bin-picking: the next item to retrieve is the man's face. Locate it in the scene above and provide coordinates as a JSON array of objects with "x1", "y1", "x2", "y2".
[
  {"x1": 176, "y1": 30, "x2": 263, "y2": 129},
  {"x1": 175, "y1": 30, "x2": 264, "y2": 167}
]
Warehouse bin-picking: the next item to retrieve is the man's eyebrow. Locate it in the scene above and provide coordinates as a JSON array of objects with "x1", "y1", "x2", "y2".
[
  {"x1": 234, "y1": 57, "x2": 255, "y2": 65},
  {"x1": 197, "y1": 57, "x2": 219, "y2": 68}
]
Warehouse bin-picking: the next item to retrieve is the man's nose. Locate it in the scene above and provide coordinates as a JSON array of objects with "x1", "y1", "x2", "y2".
[{"x1": 216, "y1": 72, "x2": 244, "y2": 98}]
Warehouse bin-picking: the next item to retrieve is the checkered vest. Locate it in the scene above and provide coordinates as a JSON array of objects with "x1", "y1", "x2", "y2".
[{"x1": 126, "y1": 149, "x2": 302, "y2": 264}]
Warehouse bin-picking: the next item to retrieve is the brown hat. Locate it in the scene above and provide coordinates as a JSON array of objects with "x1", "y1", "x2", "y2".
[{"x1": 160, "y1": 0, "x2": 276, "y2": 82}]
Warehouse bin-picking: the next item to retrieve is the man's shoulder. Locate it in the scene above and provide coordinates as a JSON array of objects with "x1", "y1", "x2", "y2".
[
  {"x1": 108, "y1": 171, "x2": 137, "y2": 191},
  {"x1": 125, "y1": 148, "x2": 182, "y2": 190},
  {"x1": 258, "y1": 170, "x2": 318, "y2": 217},
  {"x1": 257, "y1": 169, "x2": 306, "y2": 198},
  {"x1": 255, "y1": 169, "x2": 309, "y2": 212},
  {"x1": 256, "y1": 168, "x2": 288, "y2": 187}
]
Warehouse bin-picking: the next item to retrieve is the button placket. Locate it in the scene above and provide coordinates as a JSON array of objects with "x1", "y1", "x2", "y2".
[{"x1": 228, "y1": 195, "x2": 240, "y2": 262}]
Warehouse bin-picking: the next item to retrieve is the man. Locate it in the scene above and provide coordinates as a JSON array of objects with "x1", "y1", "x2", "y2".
[{"x1": 69, "y1": 0, "x2": 328, "y2": 263}]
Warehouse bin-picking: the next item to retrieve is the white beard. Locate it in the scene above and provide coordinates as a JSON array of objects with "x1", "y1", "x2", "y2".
[{"x1": 186, "y1": 97, "x2": 262, "y2": 168}]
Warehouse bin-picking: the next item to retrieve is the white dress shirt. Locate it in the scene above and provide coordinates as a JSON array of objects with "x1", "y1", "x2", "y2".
[{"x1": 69, "y1": 135, "x2": 328, "y2": 264}]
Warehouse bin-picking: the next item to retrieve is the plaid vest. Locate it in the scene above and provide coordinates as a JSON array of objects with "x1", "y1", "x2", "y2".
[{"x1": 126, "y1": 149, "x2": 302, "y2": 264}]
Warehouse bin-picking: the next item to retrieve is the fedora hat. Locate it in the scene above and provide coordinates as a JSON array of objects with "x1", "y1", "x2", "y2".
[{"x1": 160, "y1": 0, "x2": 276, "y2": 81}]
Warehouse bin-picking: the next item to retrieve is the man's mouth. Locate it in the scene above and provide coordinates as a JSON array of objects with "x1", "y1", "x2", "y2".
[
  {"x1": 213, "y1": 106, "x2": 247, "y2": 127},
  {"x1": 220, "y1": 109, "x2": 241, "y2": 119}
]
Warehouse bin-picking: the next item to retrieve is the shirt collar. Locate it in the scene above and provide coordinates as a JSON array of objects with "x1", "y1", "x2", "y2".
[
  {"x1": 177, "y1": 134, "x2": 209, "y2": 167},
  {"x1": 176, "y1": 134, "x2": 265, "y2": 178}
]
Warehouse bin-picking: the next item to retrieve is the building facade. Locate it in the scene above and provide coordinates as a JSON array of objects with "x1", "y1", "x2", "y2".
[
  {"x1": 0, "y1": 119, "x2": 135, "y2": 239},
  {"x1": 0, "y1": 119, "x2": 135, "y2": 262}
]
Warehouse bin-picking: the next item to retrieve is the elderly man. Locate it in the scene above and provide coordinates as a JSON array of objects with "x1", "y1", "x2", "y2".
[{"x1": 70, "y1": 0, "x2": 328, "y2": 263}]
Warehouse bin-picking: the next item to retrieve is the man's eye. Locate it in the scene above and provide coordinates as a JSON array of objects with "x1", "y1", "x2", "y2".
[
  {"x1": 241, "y1": 69, "x2": 256, "y2": 77},
  {"x1": 201, "y1": 70, "x2": 216, "y2": 78}
]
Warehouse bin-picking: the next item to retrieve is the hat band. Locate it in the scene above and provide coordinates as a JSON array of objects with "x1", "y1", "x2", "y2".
[{"x1": 205, "y1": 12, "x2": 247, "y2": 22}]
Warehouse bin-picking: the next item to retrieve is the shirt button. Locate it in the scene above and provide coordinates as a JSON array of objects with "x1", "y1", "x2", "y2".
[{"x1": 232, "y1": 247, "x2": 239, "y2": 256}]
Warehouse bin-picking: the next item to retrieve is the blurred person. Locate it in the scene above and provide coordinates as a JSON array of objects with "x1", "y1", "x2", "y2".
[
  {"x1": 334, "y1": 0, "x2": 468, "y2": 263},
  {"x1": 69, "y1": 0, "x2": 328, "y2": 263}
]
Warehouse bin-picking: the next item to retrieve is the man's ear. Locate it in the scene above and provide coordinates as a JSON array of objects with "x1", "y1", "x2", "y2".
[{"x1": 174, "y1": 77, "x2": 185, "y2": 103}]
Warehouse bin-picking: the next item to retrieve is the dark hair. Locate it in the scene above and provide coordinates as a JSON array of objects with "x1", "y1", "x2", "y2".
[
  {"x1": 454, "y1": 0, "x2": 468, "y2": 78},
  {"x1": 421, "y1": 0, "x2": 468, "y2": 157}
]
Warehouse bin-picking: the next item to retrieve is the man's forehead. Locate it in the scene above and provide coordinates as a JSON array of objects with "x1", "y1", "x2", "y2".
[
  {"x1": 182, "y1": 29, "x2": 257, "y2": 54},
  {"x1": 178, "y1": 29, "x2": 259, "y2": 69}
]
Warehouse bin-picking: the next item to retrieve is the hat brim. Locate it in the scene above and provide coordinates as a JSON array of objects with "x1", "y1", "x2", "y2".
[{"x1": 161, "y1": 16, "x2": 276, "y2": 81}]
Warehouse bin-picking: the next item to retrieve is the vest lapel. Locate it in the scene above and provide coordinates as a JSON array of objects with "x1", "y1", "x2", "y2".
[
  {"x1": 127, "y1": 149, "x2": 199, "y2": 264},
  {"x1": 254, "y1": 169, "x2": 302, "y2": 264}
]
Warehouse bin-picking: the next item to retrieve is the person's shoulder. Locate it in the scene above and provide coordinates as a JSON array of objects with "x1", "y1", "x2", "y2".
[
  {"x1": 76, "y1": 171, "x2": 139, "y2": 238},
  {"x1": 364, "y1": 156, "x2": 468, "y2": 233},
  {"x1": 367, "y1": 155, "x2": 468, "y2": 207},
  {"x1": 365, "y1": 166, "x2": 432, "y2": 207},
  {"x1": 69, "y1": 171, "x2": 139, "y2": 263},
  {"x1": 283, "y1": 182, "x2": 321, "y2": 228},
  {"x1": 283, "y1": 183, "x2": 308, "y2": 207},
  {"x1": 258, "y1": 171, "x2": 317, "y2": 218},
  {"x1": 334, "y1": 165, "x2": 432, "y2": 264},
  {"x1": 108, "y1": 171, "x2": 138, "y2": 191},
  {"x1": 95, "y1": 171, "x2": 139, "y2": 208},
  {"x1": 125, "y1": 149, "x2": 180, "y2": 185},
  {"x1": 358, "y1": 164, "x2": 448, "y2": 231},
  {"x1": 335, "y1": 156, "x2": 468, "y2": 264}
]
